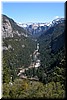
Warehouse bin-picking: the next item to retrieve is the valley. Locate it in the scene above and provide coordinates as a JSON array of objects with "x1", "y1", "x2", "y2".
[
  {"x1": 17, "y1": 43, "x2": 40, "y2": 81},
  {"x1": 2, "y1": 14, "x2": 66, "y2": 99}
]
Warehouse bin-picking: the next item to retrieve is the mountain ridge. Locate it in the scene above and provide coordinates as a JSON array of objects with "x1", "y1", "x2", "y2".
[
  {"x1": 2, "y1": 14, "x2": 29, "y2": 38},
  {"x1": 17, "y1": 17, "x2": 65, "y2": 38},
  {"x1": 2, "y1": 14, "x2": 66, "y2": 98}
]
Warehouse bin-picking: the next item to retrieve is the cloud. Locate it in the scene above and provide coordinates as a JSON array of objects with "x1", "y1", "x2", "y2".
[{"x1": 54, "y1": 16, "x2": 60, "y2": 19}]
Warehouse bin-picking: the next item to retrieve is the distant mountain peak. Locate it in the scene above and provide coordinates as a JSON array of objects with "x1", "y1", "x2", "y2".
[{"x1": 17, "y1": 17, "x2": 64, "y2": 38}]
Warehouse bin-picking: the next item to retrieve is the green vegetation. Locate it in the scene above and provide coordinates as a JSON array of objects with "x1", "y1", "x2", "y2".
[
  {"x1": 2, "y1": 79, "x2": 65, "y2": 99},
  {"x1": 2, "y1": 42, "x2": 66, "y2": 99},
  {"x1": 2, "y1": 15, "x2": 66, "y2": 99},
  {"x1": 3, "y1": 36, "x2": 36, "y2": 81},
  {"x1": 37, "y1": 21, "x2": 65, "y2": 83},
  {"x1": 2, "y1": 58, "x2": 10, "y2": 83}
]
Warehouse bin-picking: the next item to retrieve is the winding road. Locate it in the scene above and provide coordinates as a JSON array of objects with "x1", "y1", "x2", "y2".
[{"x1": 17, "y1": 43, "x2": 40, "y2": 79}]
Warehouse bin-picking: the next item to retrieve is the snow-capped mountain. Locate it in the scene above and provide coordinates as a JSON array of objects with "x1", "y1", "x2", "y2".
[
  {"x1": 17, "y1": 18, "x2": 64, "y2": 38},
  {"x1": 52, "y1": 18, "x2": 64, "y2": 26},
  {"x1": 17, "y1": 23, "x2": 28, "y2": 28},
  {"x1": 17, "y1": 23, "x2": 49, "y2": 37}
]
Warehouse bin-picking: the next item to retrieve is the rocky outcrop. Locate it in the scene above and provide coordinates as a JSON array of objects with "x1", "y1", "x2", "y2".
[
  {"x1": 2, "y1": 16, "x2": 13, "y2": 38},
  {"x1": 2, "y1": 15, "x2": 28, "y2": 38}
]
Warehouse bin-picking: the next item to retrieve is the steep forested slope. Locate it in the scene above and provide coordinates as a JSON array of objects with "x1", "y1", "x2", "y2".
[
  {"x1": 2, "y1": 15, "x2": 66, "y2": 99},
  {"x1": 2, "y1": 15, "x2": 36, "y2": 82},
  {"x1": 37, "y1": 21, "x2": 66, "y2": 84}
]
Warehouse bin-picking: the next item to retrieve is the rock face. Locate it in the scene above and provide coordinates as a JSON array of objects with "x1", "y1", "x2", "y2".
[
  {"x1": 2, "y1": 15, "x2": 28, "y2": 38},
  {"x1": 2, "y1": 16, "x2": 13, "y2": 38},
  {"x1": 2, "y1": 14, "x2": 36, "y2": 71}
]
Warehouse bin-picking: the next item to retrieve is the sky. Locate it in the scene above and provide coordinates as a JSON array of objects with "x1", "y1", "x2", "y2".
[
  {"x1": 2, "y1": 2, "x2": 65, "y2": 23},
  {"x1": 0, "y1": 1, "x2": 65, "y2": 99}
]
